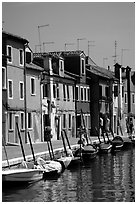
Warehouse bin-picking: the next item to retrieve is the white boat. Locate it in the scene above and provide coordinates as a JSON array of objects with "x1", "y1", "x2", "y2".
[
  {"x1": 2, "y1": 161, "x2": 44, "y2": 186},
  {"x1": 2, "y1": 168, "x2": 43, "y2": 183},
  {"x1": 57, "y1": 156, "x2": 72, "y2": 170},
  {"x1": 36, "y1": 157, "x2": 62, "y2": 178}
]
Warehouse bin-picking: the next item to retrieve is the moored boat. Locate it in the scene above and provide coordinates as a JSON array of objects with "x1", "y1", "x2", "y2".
[
  {"x1": 2, "y1": 167, "x2": 43, "y2": 184},
  {"x1": 36, "y1": 157, "x2": 62, "y2": 178},
  {"x1": 111, "y1": 136, "x2": 124, "y2": 151},
  {"x1": 98, "y1": 143, "x2": 112, "y2": 153}
]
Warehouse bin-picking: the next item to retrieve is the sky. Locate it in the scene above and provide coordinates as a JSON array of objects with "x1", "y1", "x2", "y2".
[{"x1": 2, "y1": 1, "x2": 135, "y2": 70}]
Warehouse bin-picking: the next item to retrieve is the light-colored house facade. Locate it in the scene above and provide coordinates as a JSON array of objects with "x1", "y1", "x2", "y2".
[
  {"x1": 26, "y1": 58, "x2": 43, "y2": 143},
  {"x1": 2, "y1": 31, "x2": 28, "y2": 144},
  {"x1": 33, "y1": 52, "x2": 76, "y2": 140}
]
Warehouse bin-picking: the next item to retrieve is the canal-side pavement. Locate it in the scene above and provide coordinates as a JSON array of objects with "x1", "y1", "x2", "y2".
[{"x1": 2, "y1": 134, "x2": 131, "y2": 168}]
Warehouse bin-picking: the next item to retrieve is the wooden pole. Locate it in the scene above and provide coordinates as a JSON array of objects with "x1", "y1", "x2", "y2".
[
  {"x1": 16, "y1": 123, "x2": 26, "y2": 161},
  {"x1": 81, "y1": 109, "x2": 89, "y2": 144},
  {"x1": 49, "y1": 138, "x2": 55, "y2": 160},
  {"x1": 61, "y1": 131, "x2": 68, "y2": 156},
  {"x1": 27, "y1": 131, "x2": 36, "y2": 163},
  {"x1": 2, "y1": 137, "x2": 10, "y2": 169},
  {"x1": 63, "y1": 130, "x2": 71, "y2": 149}
]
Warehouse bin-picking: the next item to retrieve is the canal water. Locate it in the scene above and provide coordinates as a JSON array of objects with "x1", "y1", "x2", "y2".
[{"x1": 2, "y1": 147, "x2": 135, "y2": 202}]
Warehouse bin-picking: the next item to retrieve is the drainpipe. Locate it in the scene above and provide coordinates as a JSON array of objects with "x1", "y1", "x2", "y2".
[
  {"x1": 24, "y1": 43, "x2": 28, "y2": 143},
  {"x1": 126, "y1": 66, "x2": 131, "y2": 114}
]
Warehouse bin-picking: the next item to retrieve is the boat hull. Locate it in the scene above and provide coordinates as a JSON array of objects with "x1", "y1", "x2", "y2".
[
  {"x1": 2, "y1": 168, "x2": 43, "y2": 183},
  {"x1": 111, "y1": 136, "x2": 124, "y2": 152},
  {"x1": 98, "y1": 143, "x2": 112, "y2": 154}
]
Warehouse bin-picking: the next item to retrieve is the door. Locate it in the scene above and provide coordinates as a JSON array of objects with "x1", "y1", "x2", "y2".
[{"x1": 15, "y1": 115, "x2": 19, "y2": 143}]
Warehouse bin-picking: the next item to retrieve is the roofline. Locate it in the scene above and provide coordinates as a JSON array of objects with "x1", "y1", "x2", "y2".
[{"x1": 2, "y1": 31, "x2": 29, "y2": 44}]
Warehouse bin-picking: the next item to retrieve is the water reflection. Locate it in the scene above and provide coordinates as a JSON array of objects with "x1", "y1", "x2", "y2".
[{"x1": 3, "y1": 148, "x2": 135, "y2": 202}]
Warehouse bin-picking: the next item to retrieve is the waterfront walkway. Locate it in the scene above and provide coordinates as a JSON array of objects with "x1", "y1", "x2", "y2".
[{"x1": 2, "y1": 134, "x2": 131, "y2": 168}]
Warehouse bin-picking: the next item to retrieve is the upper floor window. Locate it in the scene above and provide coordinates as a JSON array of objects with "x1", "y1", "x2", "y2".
[
  {"x1": 76, "y1": 86, "x2": 79, "y2": 101},
  {"x1": 8, "y1": 112, "x2": 13, "y2": 130},
  {"x1": 63, "y1": 114, "x2": 66, "y2": 128},
  {"x1": 7, "y1": 45, "x2": 12, "y2": 63},
  {"x1": 30, "y1": 77, "x2": 36, "y2": 95},
  {"x1": 60, "y1": 60, "x2": 64, "y2": 71},
  {"x1": 67, "y1": 85, "x2": 70, "y2": 101},
  {"x1": 53, "y1": 84, "x2": 56, "y2": 98},
  {"x1": 114, "y1": 85, "x2": 118, "y2": 97},
  {"x1": 80, "y1": 87, "x2": 84, "y2": 101},
  {"x1": 99, "y1": 85, "x2": 102, "y2": 98},
  {"x1": 124, "y1": 93, "x2": 127, "y2": 104},
  {"x1": 19, "y1": 49, "x2": 24, "y2": 66},
  {"x1": 2, "y1": 67, "x2": 6, "y2": 89},
  {"x1": 105, "y1": 86, "x2": 109, "y2": 98},
  {"x1": 84, "y1": 87, "x2": 87, "y2": 101},
  {"x1": 56, "y1": 83, "x2": 60, "y2": 99},
  {"x1": 20, "y1": 112, "x2": 25, "y2": 130},
  {"x1": 87, "y1": 87, "x2": 90, "y2": 101},
  {"x1": 132, "y1": 93, "x2": 135, "y2": 104},
  {"x1": 81, "y1": 58, "x2": 85, "y2": 75},
  {"x1": 8, "y1": 79, "x2": 13, "y2": 99},
  {"x1": 63, "y1": 84, "x2": 66, "y2": 100},
  {"x1": 43, "y1": 83, "x2": 48, "y2": 98},
  {"x1": 122, "y1": 86, "x2": 124, "y2": 98},
  {"x1": 19, "y1": 81, "x2": 24, "y2": 100},
  {"x1": 27, "y1": 112, "x2": 33, "y2": 129},
  {"x1": 72, "y1": 86, "x2": 75, "y2": 101},
  {"x1": 68, "y1": 114, "x2": 71, "y2": 129}
]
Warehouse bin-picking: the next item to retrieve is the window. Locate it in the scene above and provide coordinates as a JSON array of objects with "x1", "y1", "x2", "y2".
[
  {"x1": 8, "y1": 112, "x2": 13, "y2": 130},
  {"x1": 43, "y1": 84, "x2": 48, "y2": 98},
  {"x1": 30, "y1": 77, "x2": 36, "y2": 95},
  {"x1": 8, "y1": 79, "x2": 13, "y2": 99},
  {"x1": 114, "y1": 85, "x2": 118, "y2": 97},
  {"x1": 125, "y1": 93, "x2": 127, "y2": 104},
  {"x1": 84, "y1": 87, "x2": 87, "y2": 101},
  {"x1": 63, "y1": 84, "x2": 66, "y2": 100},
  {"x1": 67, "y1": 85, "x2": 70, "y2": 101},
  {"x1": 88, "y1": 115, "x2": 91, "y2": 128},
  {"x1": 132, "y1": 93, "x2": 135, "y2": 104},
  {"x1": 20, "y1": 112, "x2": 25, "y2": 130},
  {"x1": 60, "y1": 60, "x2": 64, "y2": 71},
  {"x1": 72, "y1": 86, "x2": 75, "y2": 101},
  {"x1": 81, "y1": 58, "x2": 85, "y2": 75},
  {"x1": 53, "y1": 84, "x2": 56, "y2": 98},
  {"x1": 27, "y1": 112, "x2": 32, "y2": 129},
  {"x1": 87, "y1": 87, "x2": 90, "y2": 101},
  {"x1": 99, "y1": 85, "x2": 102, "y2": 98},
  {"x1": 7, "y1": 45, "x2": 12, "y2": 63},
  {"x1": 2, "y1": 67, "x2": 6, "y2": 89},
  {"x1": 105, "y1": 86, "x2": 109, "y2": 98},
  {"x1": 56, "y1": 83, "x2": 60, "y2": 99},
  {"x1": 63, "y1": 114, "x2": 66, "y2": 128},
  {"x1": 122, "y1": 86, "x2": 124, "y2": 98},
  {"x1": 80, "y1": 87, "x2": 83, "y2": 101},
  {"x1": 68, "y1": 114, "x2": 71, "y2": 129},
  {"x1": 76, "y1": 86, "x2": 79, "y2": 101},
  {"x1": 19, "y1": 49, "x2": 24, "y2": 66},
  {"x1": 19, "y1": 81, "x2": 24, "y2": 100}
]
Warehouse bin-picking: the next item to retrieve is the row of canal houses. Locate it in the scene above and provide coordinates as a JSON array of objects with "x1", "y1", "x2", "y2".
[{"x1": 2, "y1": 31, "x2": 135, "y2": 144}]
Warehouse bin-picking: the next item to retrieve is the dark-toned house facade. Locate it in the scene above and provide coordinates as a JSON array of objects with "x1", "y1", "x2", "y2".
[
  {"x1": 62, "y1": 51, "x2": 91, "y2": 136},
  {"x1": 86, "y1": 56, "x2": 118, "y2": 136}
]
